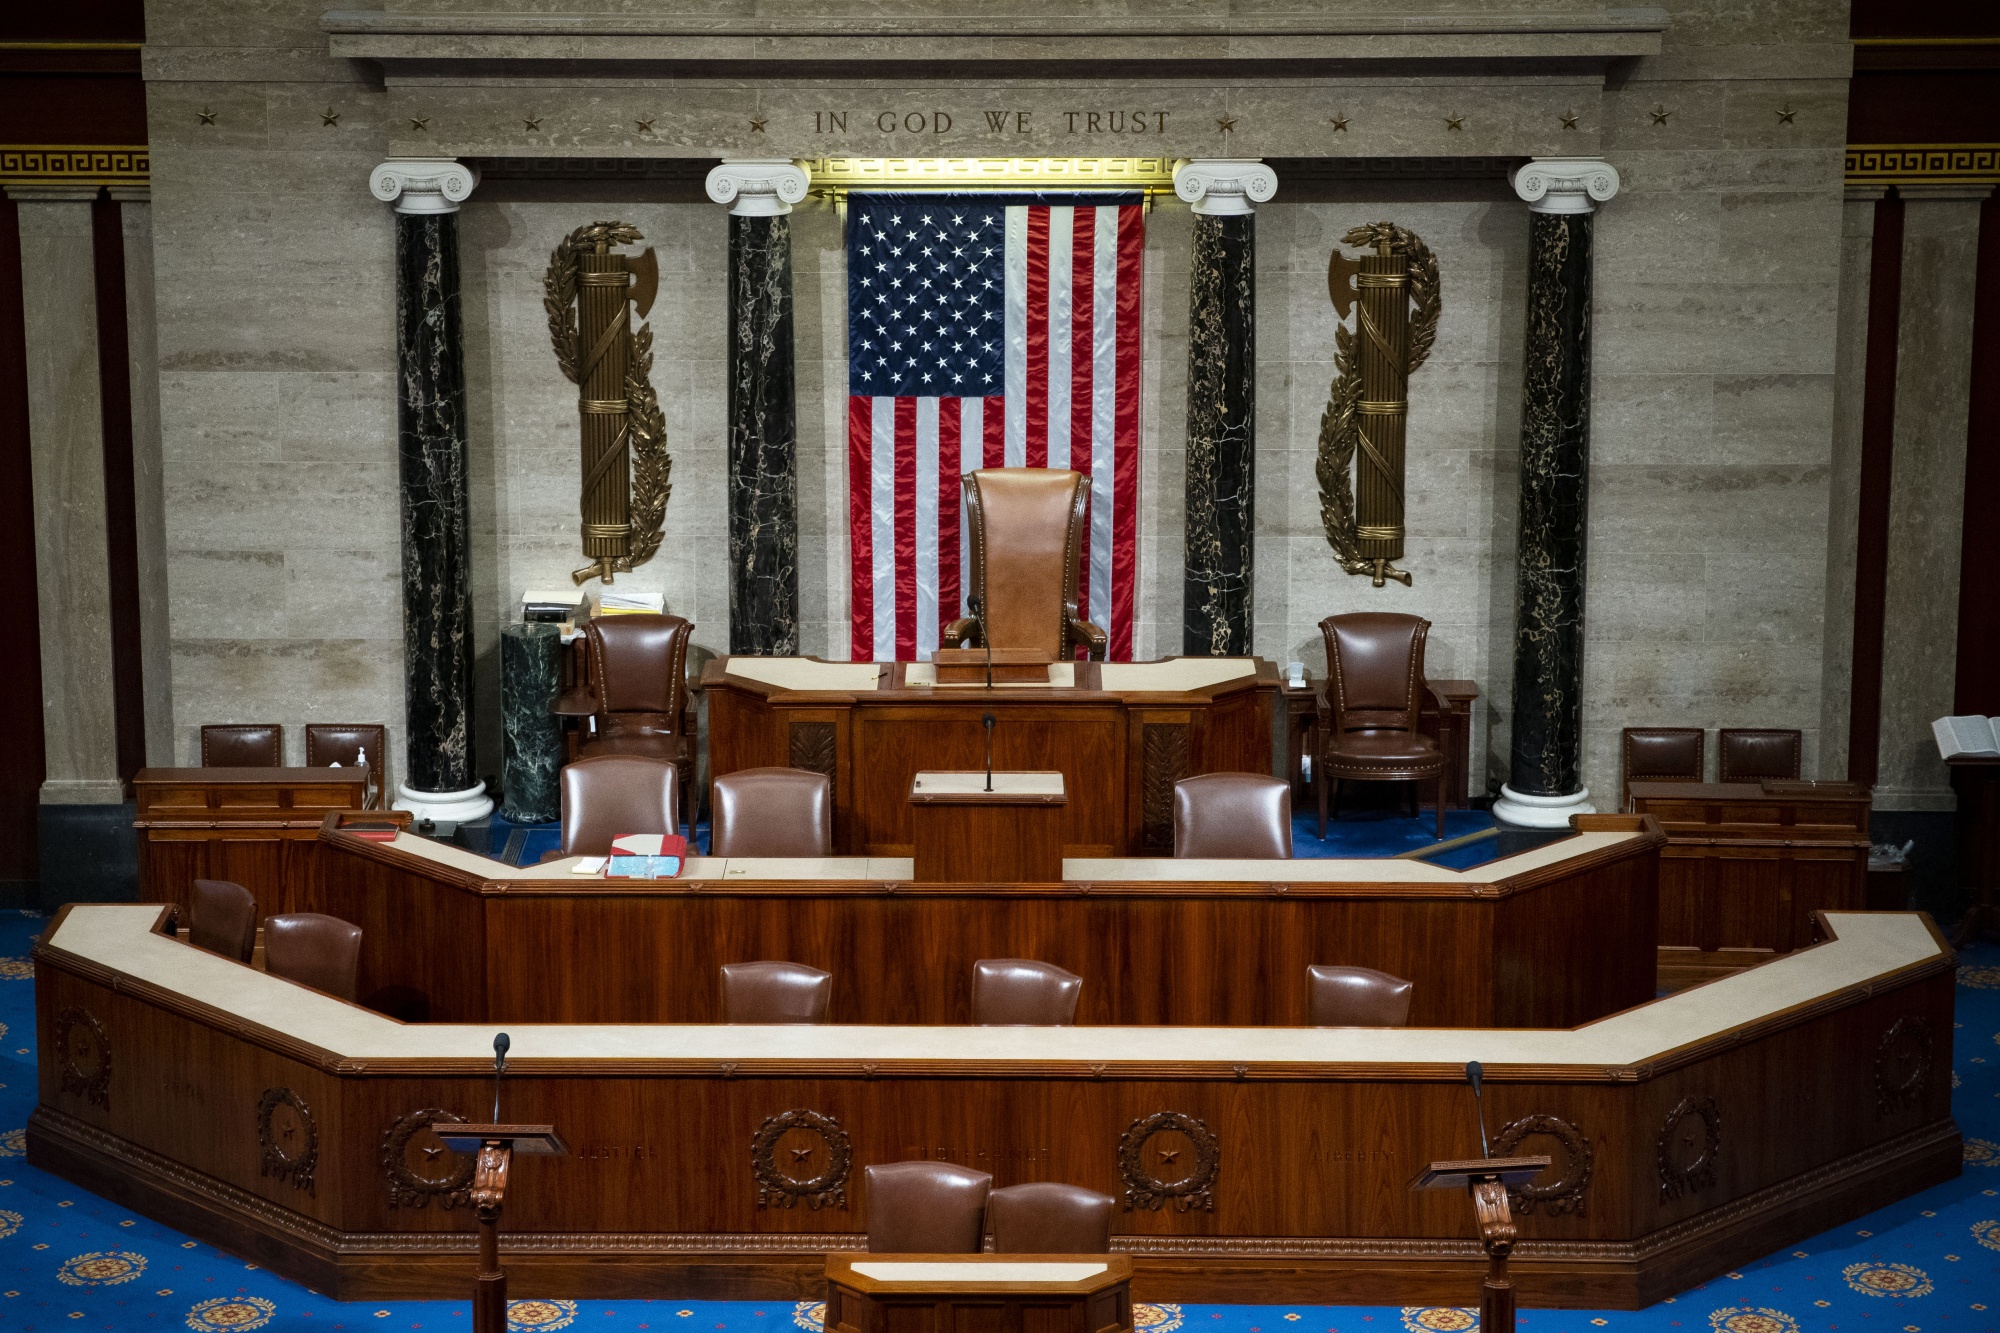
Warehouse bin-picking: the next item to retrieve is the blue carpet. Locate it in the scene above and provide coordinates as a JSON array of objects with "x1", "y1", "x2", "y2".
[{"x1": 7, "y1": 910, "x2": 1995, "y2": 1331}]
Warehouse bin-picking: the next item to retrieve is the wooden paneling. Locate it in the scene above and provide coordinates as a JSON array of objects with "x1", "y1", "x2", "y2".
[
  {"x1": 133, "y1": 768, "x2": 368, "y2": 920},
  {"x1": 25, "y1": 908, "x2": 1961, "y2": 1307}
]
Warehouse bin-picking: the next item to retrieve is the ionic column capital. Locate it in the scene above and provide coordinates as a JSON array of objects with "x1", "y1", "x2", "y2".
[
  {"x1": 1172, "y1": 159, "x2": 1278, "y2": 216},
  {"x1": 706, "y1": 159, "x2": 811, "y2": 216},
  {"x1": 369, "y1": 159, "x2": 479, "y2": 215},
  {"x1": 1512, "y1": 158, "x2": 1620, "y2": 215}
]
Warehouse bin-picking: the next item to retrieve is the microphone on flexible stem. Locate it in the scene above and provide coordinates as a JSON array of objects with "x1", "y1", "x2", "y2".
[
  {"x1": 982, "y1": 712, "x2": 996, "y2": 793},
  {"x1": 492, "y1": 1033, "x2": 511, "y2": 1123},
  {"x1": 968, "y1": 593, "x2": 994, "y2": 689},
  {"x1": 1466, "y1": 1060, "x2": 1490, "y2": 1159}
]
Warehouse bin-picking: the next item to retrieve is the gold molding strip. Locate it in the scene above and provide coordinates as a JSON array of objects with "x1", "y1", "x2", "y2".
[
  {"x1": 1845, "y1": 143, "x2": 2000, "y2": 185},
  {"x1": 805, "y1": 157, "x2": 1175, "y2": 198},
  {"x1": 0, "y1": 145, "x2": 149, "y2": 187}
]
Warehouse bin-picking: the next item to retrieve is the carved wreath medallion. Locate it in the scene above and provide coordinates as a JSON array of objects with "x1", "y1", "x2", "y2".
[
  {"x1": 1874, "y1": 1016, "x2": 1932, "y2": 1115},
  {"x1": 257, "y1": 1087, "x2": 319, "y2": 1195},
  {"x1": 54, "y1": 1007, "x2": 110, "y2": 1111},
  {"x1": 381, "y1": 1108, "x2": 475, "y2": 1209},
  {"x1": 1491, "y1": 1113, "x2": 1594, "y2": 1217},
  {"x1": 751, "y1": 1109, "x2": 852, "y2": 1209},
  {"x1": 1656, "y1": 1096, "x2": 1721, "y2": 1203},
  {"x1": 1118, "y1": 1110, "x2": 1219, "y2": 1211}
]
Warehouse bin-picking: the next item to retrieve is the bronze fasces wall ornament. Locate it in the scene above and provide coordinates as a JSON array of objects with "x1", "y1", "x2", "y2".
[
  {"x1": 1316, "y1": 223, "x2": 1442, "y2": 587},
  {"x1": 544, "y1": 221, "x2": 672, "y2": 586},
  {"x1": 750, "y1": 1109, "x2": 853, "y2": 1209},
  {"x1": 1118, "y1": 1110, "x2": 1219, "y2": 1211}
]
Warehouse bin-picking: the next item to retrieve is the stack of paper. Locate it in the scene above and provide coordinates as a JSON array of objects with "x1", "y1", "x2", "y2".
[{"x1": 596, "y1": 590, "x2": 666, "y2": 615}]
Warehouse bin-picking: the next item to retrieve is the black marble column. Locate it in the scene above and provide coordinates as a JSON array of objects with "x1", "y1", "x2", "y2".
[
  {"x1": 727, "y1": 213, "x2": 799, "y2": 656},
  {"x1": 1183, "y1": 212, "x2": 1256, "y2": 656},
  {"x1": 500, "y1": 623, "x2": 562, "y2": 823},
  {"x1": 1506, "y1": 208, "x2": 1596, "y2": 800},
  {"x1": 395, "y1": 211, "x2": 478, "y2": 796}
]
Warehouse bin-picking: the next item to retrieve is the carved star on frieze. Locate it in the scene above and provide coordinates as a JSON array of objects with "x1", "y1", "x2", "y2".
[
  {"x1": 1776, "y1": 105, "x2": 1797, "y2": 125},
  {"x1": 422, "y1": 1145, "x2": 443, "y2": 1162},
  {"x1": 1158, "y1": 1149, "x2": 1181, "y2": 1164},
  {"x1": 1560, "y1": 110, "x2": 1579, "y2": 130},
  {"x1": 1445, "y1": 114, "x2": 1465, "y2": 131},
  {"x1": 790, "y1": 1146, "x2": 814, "y2": 1162},
  {"x1": 750, "y1": 116, "x2": 768, "y2": 133},
  {"x1": 1329, "y1": 114, "x2": 1349, "y2": 131},
  {"x1": 636, "y1": 118, "x2": 656, "y2": 133},
  {"x1": 409, "y1": 117, "x2": 429, "y2": 132},
  {"x1": 320, "y1": 107, "x2": 340, "y2": 127},
  {"x1": 197, "y1": 107, "x2": 217, "y2": 125},
  {"x1": 1216, "y1": 115, "x2": 1236, "y2": 132},
  {"x1": 1649, "y1": 105, "x2": 1672, "y2": 125},
  {"x1": 523, "y1": 116, "x2": 542, "y2": 131}
]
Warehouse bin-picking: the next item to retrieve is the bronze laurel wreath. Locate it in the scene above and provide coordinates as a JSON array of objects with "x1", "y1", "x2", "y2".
[{"x1": 1315, "y1": 222, "x2": 1441, "y2": 577}]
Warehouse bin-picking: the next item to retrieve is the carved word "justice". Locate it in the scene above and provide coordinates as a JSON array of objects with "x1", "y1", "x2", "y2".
[{"x1": 814, "y1": 110, "x2": 1171, "y2": 135}]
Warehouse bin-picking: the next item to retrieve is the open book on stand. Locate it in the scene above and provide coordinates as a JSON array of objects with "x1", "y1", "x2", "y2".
[{"x1": 1934, "y1": 715, "x2": 2000, "y2": 759}]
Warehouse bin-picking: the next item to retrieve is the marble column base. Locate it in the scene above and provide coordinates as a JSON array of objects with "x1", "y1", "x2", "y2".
[
  {"x1": 393, "y1": 781, "x2": 493, "y2": 824},
  {"x1": 1492, "y1": 784, "x2": 1596, "y2": 829}
]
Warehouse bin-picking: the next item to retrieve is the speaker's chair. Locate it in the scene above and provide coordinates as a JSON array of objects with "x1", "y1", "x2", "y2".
[{"x1": 941, "y1": 468, "x2": 1106, "y2": 661}]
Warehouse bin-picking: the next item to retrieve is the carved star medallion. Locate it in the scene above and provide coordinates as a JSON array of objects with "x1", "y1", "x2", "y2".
[
  {"x1": 1329, "y1": 114, "x2": 1349, "y2": 131},
  {"x1": 791, "y1": 1146, "x2": 814, "y2": 1162},
  {"x1": 409, "y1": 117, "x2": 429, "y2": 131},
  {"x1": 319, "y1": 107, "x2": 340, "y2": 127},
  {"x1": 1158, "y1": 1149, "x2": 1181, "y2": 1164},
  {"x1": 750, "y1": 116, "x2": 768, "y2": 133},
  {"x1": 1649, "y1": 105, "x2": 1672, "y2": 125},
  {"x1": 197, "y1": 107, "x2": 217, "y2": 126},
  {"x1": 1444, "y1": 114, "x2": 1465, "y2": 131},
  {"x1": 1560, "y1": 110, "x2": 1579, "y2": 130},
  {"x1": 422, "y1": 1144, "x2": 443, "y2": 1162},
  {"x1": 1216, "y1": 115, "x2": 1236, "y2": 132},
  {"x1": 1776, "y1": 105, "x2": 1796, "y2": 124},
  {"x1": 635, "y1": 118, "x2": 656, "y2": 133},
  {"x1": 523, "y1": 116, "x2": 542, "y2": 131}
]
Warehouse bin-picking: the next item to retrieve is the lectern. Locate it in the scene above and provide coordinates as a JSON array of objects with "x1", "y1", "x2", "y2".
[
  {"x1": 1411, "y1": 1156, "x2": 1551, "y2": 1333},
  {"x1": 908, "y1": 771, "x2": 1067, "y2": 882},
  {"x1": 435, "y1": 1122, "x2": 570, "y2": 1333}
]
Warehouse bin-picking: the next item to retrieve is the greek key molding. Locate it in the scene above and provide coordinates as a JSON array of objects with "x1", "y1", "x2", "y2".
[
  {"x1": 1173, "y1": 159, "x2": 1278, "y2": 215},
  {"x1": 706, "y1": 159, "x2": 810, "y2": 216},
  {"x1": 368, "y1": 158, "x2": 479, "y2": 214},
  {"x1": 0, "y1": 145, "x2": 148, "y2": 188},
  {"x1": 1512, "y1": 157, "x2": 1621, "y2": 214},
  {"x1": 1846, "y1": 143, "x2": 2000, "y2": 186}
]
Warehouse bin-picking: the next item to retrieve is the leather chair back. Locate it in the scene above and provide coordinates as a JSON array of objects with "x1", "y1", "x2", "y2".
[
  {"x1": 263, "y1": 912, "x2": 363, "y2": 1001},
  {"x1": 188, "y1": 878, "x2": 257, "y2": 963},
  {"x1": 721, "y1": 961, "x2": 832, "y2": 1024},
  {"x1": 1622, "y1": 727, "x2": 1705, "y2": 805},
  {"x1": 305, "y1": 723, "x2": 387, "y2": 808},
  {"x1": 711, "y1": 767, "x2": 832, "y2": 857},
  {"x1": 1718, "y1": 728, "x2": 1802, "y2": 784},
  {"x1": 201, "y1": 724, "x2": 282, "y2": 767},
  {"x1": 586, "y1": 614, "x2": 692, "y2": 719},
  {"x1": 1307, "y1": 964, "x2": 1414, "y2": 1027},
  {"x1": 1172, "y1": 773, "x2": 1292, "y2": 858},
  {"x1": 972, "y1": 958, "x2": 1082, "y2": 1025},
  {"x1": 1321, "y1": 614, "x2": 1429, "y2": 733},
  {"x1": 988, "y1": 1182, "x2": 1114, "y2": 1254},
  {"x1": 965, "y1": 468, "x2": 1090, "y2": 658},
  {"x1": 560, "y1": 755, "x2": 680, "y2": 857},
  {"x1": 865, "y1": 1161, "x2": 992, "y2": 1253}
]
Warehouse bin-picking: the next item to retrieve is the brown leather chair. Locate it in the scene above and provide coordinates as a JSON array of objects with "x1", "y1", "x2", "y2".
[
  {"x1": 188, "y1": 878, "x2": 257, "y2": 963},
  {"x1": 1307, "y1": 964, "x2": 1415, "y2": 1027},
  {"x1": 721, "y1": 961, "x2": 832, "y2": 1024},
  {"x1": 1719, "y1": 728, "x2": 1802, "y2": 784},
  {"x1": 941, "y1": 468, "x2": 1106, "y2": 661},
  {"x1": 1172, "y1": 772, "x2": 1292, "y2": 858},
  {"x1": 554, "y1": 613, "x2": 697, "y2": 828},
  {"x1": 864, "y1": 1161, "x2": 992, "y2": 1253},
  {"x1": 559, "y1": 755, "x2": 680, "y2": 857},
  {"x1": 306, "y1": 723, "x2": 388, "y2": 809},
  {"x1": 972, "y1": 959, "x2": 1082, "y2": 1025},
  {"x1": 263, "y1": 912, "x2": 363, "y2": 1002},
  {"x1": 1621, "y1": 726, "x2": 1706, "y2": 807},
  {"x1": 711, "y1": 767, "x2": 832, "y2": 857},
  {"x1": 1316, "y1": 614, "x2": 1446, "y2": 839},
  {"x1": 988, "y1": 1182, "x2": 1115, "y2": 1253},
  {"x1": 201, "y1": 724, "x2": 282, "y2": 767}
]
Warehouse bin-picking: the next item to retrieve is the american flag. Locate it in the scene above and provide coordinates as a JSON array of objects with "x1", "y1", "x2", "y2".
[{"x1": 846, "y1": 192, "x2": 1145, "y2": 662}]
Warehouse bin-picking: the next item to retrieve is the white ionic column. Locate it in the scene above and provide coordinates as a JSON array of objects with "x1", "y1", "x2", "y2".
[
  {"x1": 1510, "y1": 158, "x2": 1622, "y2": 215},
  {"x1": 368, "y1": 159, "x2": 479, "y2": 215},
  {"x1": 1171, "y1": 159, "x2": 1279, "y2": 216},
  {"x1": 705, "y1": 159, "x2": 810, "y2": 216}
]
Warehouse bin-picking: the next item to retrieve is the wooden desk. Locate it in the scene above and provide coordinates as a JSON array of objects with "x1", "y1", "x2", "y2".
[
  {"x1": 703, "y1": 657, "x2": 1278, "y2": 856},
  {"x1": 1282, "y1": 678, "x2": 1478, "y2": 807},
  {"x1": 825, "y1": 1256, "x2": 1133, "y2": 1333},
  {"x1": 1949, "y1": 756, "x2": 2000, "y2": 944},
  {"x1": 133, "y1": 767, "x2": 369, "y2": 918},
  {"x1": 1627, "y1": 780, "x2": 1869, "y2": 986},
  {"x1": 29, "y1": 905, "x2": 1958, "y2": 1308},
  {"x1": 309, "y1": 813, "x2": 1662, "y2": 1029}
]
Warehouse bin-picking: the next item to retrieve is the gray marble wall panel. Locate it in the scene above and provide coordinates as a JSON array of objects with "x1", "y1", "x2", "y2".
[
  {"x1": 115, "y1": 193, "x2": 177, "y2": 768},
  {"x1": 1819, "y1": 192, "x2": 1879, "y2": 783},
  {"x1": 1875, "y1": 190, "x2": 1986, "y2": 811}
]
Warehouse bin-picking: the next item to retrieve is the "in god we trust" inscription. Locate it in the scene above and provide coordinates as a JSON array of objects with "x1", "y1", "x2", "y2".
[{"x1": 814, "y1": 109, "x2": 1173, "y2": 136}]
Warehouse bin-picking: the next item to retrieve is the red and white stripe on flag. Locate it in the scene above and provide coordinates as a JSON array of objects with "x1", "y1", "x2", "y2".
[{"x1": 847, "y1": 201, "x2": 1144, "y2": 662}]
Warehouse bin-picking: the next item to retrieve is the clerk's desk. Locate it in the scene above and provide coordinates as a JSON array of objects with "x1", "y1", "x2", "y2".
[
  {"x1": 30, "y1": 904, "x2": 1957, "y2": 1306},
  {"x1": 702, "y1": 656, "x2": 1278, "y2": 856},
  {"x1": 313, "y1": 812, "x2": 1664, "y2": 1029}
]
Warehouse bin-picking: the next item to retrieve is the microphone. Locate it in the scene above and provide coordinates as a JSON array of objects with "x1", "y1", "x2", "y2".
[
  {"x1": 968, "y1": 593, "x2": 993, "y2": 689},
  {"x1": 492, "y1": 1032, "x2": 511, "y2": 1122},
  {"x1": 1466, "y1": 1060, "x2": 1490, "y2": 1159},
  {"x1": 982, "y1": 712, "x2": 996, "y2": 793}
]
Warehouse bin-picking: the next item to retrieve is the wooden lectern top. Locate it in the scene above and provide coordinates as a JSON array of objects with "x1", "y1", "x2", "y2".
[
  {"x1": 1410, "y1": 1156, "x2": 1551, "y2": 1191},
  {"x1": 827, "y1": 1252, "x2": 1133, "y2": 1294},
  {"x1": 910, "y1": 771, "x2": 1067, "y2": 804},
  {"x1": 434, "y1": 1124, "x2": 570, "y2": 1156}
]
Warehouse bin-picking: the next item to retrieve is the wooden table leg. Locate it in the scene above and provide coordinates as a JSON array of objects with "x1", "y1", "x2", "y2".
[
  {"x1": 471, "y1": 1141, "x2": 512, "y2": 1333},
  {"x1": 1471, "y1": 1177, "x2": 1517, "y2": 1333}
]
